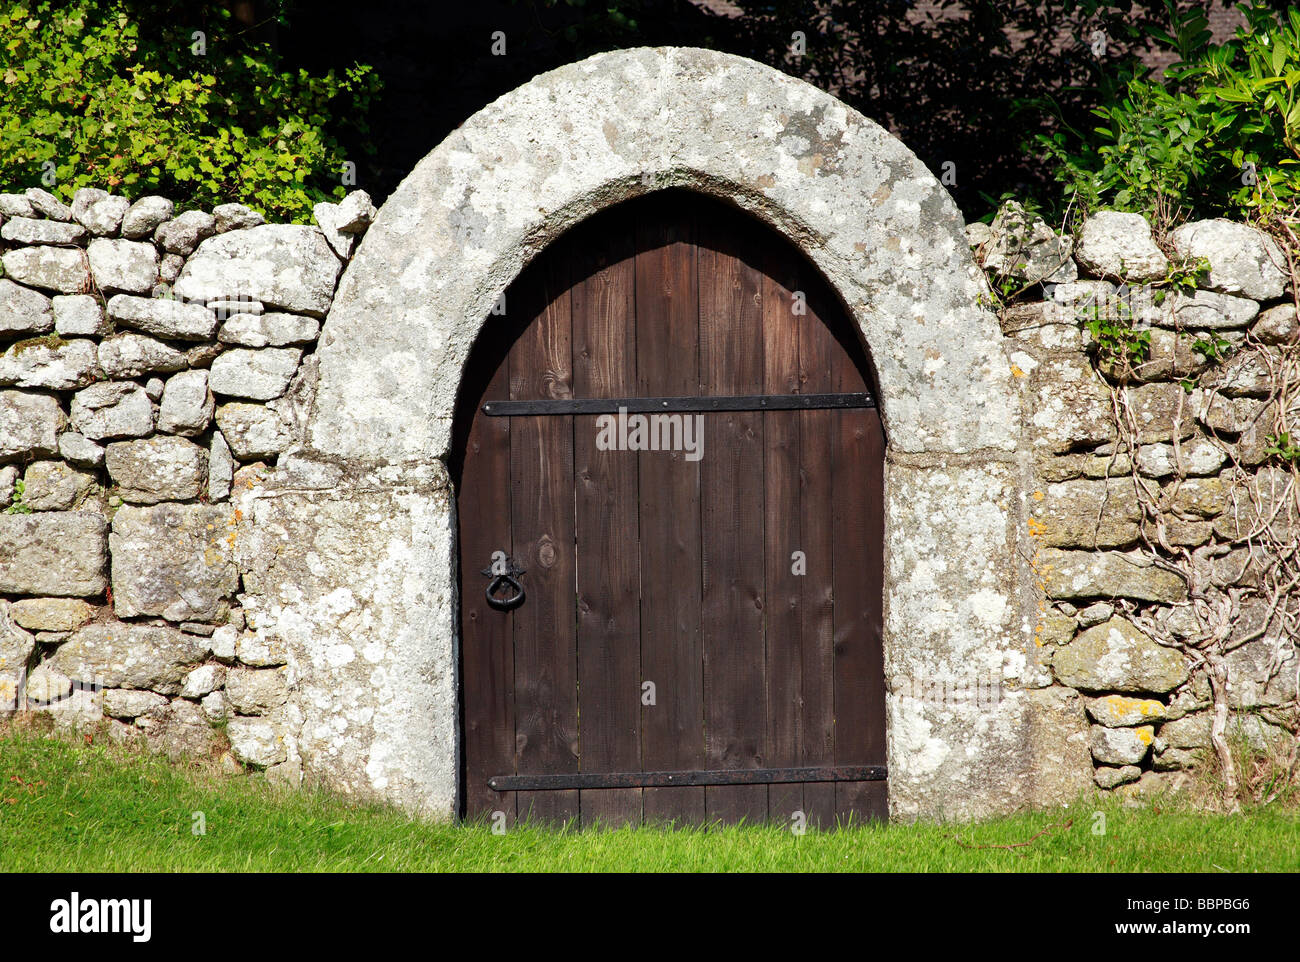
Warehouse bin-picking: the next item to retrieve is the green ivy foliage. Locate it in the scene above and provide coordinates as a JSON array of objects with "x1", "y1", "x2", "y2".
[
  {"x1": 0, "y1": 1, "x2": 380, "y2": 222},
  {"x1": 1032, "y1": 3, "x2": 1300, "y2": 223}
]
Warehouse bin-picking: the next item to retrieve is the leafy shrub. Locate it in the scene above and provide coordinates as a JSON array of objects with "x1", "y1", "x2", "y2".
[
  {"x1": 1033, "y1": 3, "x2": 1300, "y2": 224},
  {"x1": 0, "y1": 1, "x2": 380, "y2": 222}
]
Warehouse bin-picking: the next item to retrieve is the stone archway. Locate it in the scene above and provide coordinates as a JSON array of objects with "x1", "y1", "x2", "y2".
[
  {"x1": 311, "y1": 47, "x2": 1014, "y2": 459},
  {"x1": 253, "y1": 47, "x2": 1076, "y2": 821}
]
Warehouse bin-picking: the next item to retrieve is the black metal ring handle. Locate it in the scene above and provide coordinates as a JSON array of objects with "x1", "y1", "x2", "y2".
[{"x1": 485, "y1": 574, "x2": 526, "y2": 611}]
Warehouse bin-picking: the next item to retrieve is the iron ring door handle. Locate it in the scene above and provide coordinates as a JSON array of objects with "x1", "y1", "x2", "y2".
[
  {"x1": 484, "y1": 574, "x2": 526, "y2": 611},
  {"x1": 481, "y1": 556, "x2": 527, "y2": 611}
]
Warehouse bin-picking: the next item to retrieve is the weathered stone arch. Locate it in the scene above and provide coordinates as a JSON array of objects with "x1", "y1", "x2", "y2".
[
  {"x1": 311, "y1": 46, "x2": 1014, "y2": 458},
  {"x1": 271, "y1": 47, "x2": 1077, "y2": 821}
]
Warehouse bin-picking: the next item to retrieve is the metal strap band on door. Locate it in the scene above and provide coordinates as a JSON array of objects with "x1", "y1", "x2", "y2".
[
  {"x1": 487, "y1": 765, "x2": 888, "y2": 791},
  {"x1": 482, "y1": 392, "x2": 875, "y2": 417}
]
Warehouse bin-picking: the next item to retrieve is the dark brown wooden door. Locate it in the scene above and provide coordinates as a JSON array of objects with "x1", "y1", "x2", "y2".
[{"x1": 454, "y1": 191, "x2": 885, "y2": 828}]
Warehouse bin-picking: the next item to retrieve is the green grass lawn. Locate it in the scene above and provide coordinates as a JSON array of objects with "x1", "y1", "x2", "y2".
[{"x1": 2, "y1": 726, "x2": 1297, "y2": 872}]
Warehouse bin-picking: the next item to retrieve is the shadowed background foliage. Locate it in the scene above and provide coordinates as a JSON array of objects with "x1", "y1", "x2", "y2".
[
  {"x1": 3, "y1": 1, "x2": 1296, "y2": 220},
  {"x1": 267, "y1": 0, "x2": 1270, "y2": 217}
]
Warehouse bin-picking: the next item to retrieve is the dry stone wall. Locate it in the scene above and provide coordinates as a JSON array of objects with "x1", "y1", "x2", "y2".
[
  {"x1": 0, "y1": 173, "x2": 1295, "y2": 813},
  {"x1": 0, "y1": 185, "x2": 374, "y2": 782},
  {"x1": 973, "y1": 203, "x2": 1299, "y2": 799}
]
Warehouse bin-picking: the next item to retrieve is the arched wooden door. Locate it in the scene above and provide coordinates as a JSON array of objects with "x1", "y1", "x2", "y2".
[{"x1": 453, "y1": 191, "x2": 885, "y2": 828}]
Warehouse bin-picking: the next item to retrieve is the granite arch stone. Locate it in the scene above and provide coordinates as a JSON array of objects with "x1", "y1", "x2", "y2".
[{"x1": 311, "y1": 46, "x2": 1016, "y2": 459}]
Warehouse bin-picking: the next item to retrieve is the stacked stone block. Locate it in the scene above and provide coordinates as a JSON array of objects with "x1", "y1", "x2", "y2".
[
  {"x1": 981, "y1": 206, "x2": 1299, "y2": 796},
  {"x1": 0, "y1": 185, "x2": 375, "y2": 783}
]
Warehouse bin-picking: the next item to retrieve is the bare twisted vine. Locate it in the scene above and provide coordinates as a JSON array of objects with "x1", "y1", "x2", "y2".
[{"x1": 1094, "y1": 240, "x2": 1300, "y2": 811}]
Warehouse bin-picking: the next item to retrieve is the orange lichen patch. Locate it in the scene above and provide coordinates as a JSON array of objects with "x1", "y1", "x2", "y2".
[
  {"x1": 1010, "y1": 363, "x2": 1025, "y2": 378},
  {"x1": 1031, "y1": 552, "x2": 1051, "y2": 593},
  {"x1": 1032, "y1": 490, "x2": 1045, "y2": 501},
  {"x1": 1105, "y1": 695, "x2": 1159, "y2": 715},
  {"x1": 224, "y1": 512, "x2": 241, "y2": 547},
  {"x1": 1088, "y1": 697, "x2": 1169, "y2": 733}
]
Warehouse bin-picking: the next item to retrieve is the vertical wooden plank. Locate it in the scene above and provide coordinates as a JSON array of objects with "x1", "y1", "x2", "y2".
[
  {"x1": 830, "y1": 335, "x2": 888, "y2": 825},
  {"x1": 698, "y1": 216, "x2": 768, "y2": 825},
  {"x1": 509, "y1": 241, "x2": 579, "y2": 826},
  {"x1": 796, "y1": 285, "x2": 838, "y2": 830},
  {"x1": 459, "y1": 360, "x2": 516, "y2": 826},
  {"x1": 572, "y1": 218, "x2": 642, "y2": 827},
  {"x1": 636, "y1": 197, "x2": 706, "y2": 826},
  {"x1": 762, "y1": 254, "x2": 804, "y2": 828}
]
